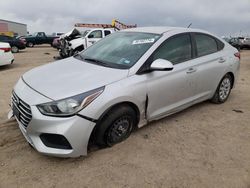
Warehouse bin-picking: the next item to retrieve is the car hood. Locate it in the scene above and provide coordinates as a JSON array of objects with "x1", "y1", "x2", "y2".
[
  {"x1": 69, "y1": 38, "x2": 85, "y2": 49},
  {"x1": 22, "y1": 57, "x2": 129, "y2": 100},
  {"x1": 60, "y1": 28, "x2": 81, "y2": 40}
]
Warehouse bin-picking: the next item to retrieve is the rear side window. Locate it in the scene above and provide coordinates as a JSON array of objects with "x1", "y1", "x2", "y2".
[
  {"x1": 104, "y1": 30, "x2": 111, "y2": 36},
  {"x1": 152, "y1": 34, "x2": 192, "y2": 65},
  {"x1": 195, "y1": 34, "x2": 218, "y2": 57},
  {"x1": 217, "y1": 39, "x2": 225, "y2": 51}
]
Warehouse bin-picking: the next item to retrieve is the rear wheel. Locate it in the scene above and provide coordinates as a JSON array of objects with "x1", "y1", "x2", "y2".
[
  {"x1": 95, "y1": 105, "x2": 137, "y2": 147},
  {"x1": 11, "y1": 46, "x2": 19, "y2": 53},
  {"x1": 211, "y1": 74, "x2": 233, "y2": 104},
  {"x1": 27, "y1": 42, "x2": 34, "y2": 47}
]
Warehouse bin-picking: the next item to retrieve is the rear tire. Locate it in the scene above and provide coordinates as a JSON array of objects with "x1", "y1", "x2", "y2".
[
  {"x1": 11, "y1": 46, "x2": 19, "y2": 53},
  {"x1": 210, "y1": 74, "x2": 233, "y2": 104},
  {"x1": 95, "y1": 105, "x2": 137, "y2": 147},
  {"x1": 27, "y1": 42, "x2": 34, "y2": 47}
]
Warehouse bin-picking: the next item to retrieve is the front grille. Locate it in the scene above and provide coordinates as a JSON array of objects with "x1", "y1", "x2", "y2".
[{"x1": 11, "y1": 92, "x2": 32, "y2": 128}]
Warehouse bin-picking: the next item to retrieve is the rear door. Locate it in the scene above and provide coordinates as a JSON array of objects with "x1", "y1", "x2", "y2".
[
  {"x1": 145, "y1": 33, "x2": 197, "y2": 120},
  {"x1": 190, "y1": 33, "x2": 226, "y2": 99}
]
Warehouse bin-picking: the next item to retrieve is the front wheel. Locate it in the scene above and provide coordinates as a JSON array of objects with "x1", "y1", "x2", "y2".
[
  {"x1": 211, "y1": 74, "x2": 233, "y2": 104},
  {"x1": 95, "y1": 105, "x2": 137, "y2": 147}
]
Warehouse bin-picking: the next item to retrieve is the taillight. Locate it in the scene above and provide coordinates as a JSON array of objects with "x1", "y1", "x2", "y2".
[
  {"x1": 234, "y1": 52, "x2": 240, "y2": 60},
  {"x1": 0, "y1": 47, "x2": 11, "y2": 52}
]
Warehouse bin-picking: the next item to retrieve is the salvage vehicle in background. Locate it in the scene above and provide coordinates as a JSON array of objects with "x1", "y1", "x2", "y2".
[
  {"x1": 59, "y1": 28, "x2": 113, "y2": 58},
  {"x1": 58, "y1": 28, "x2": 83, "y2": 58},
  {"x1": 24, "y1": 32, "x2": 59, "y2": 47},
  {"x1": 0, "y1": 42, "x2": 14, "y2": 66},
  {"x1": 0, "y1": 35, "x2": 26, "y2": 53},
  {"x1": 58, "y1": 19, "x2": 137, "y2": 58},
  {"x1": 8, "y1": 27, "x2": 240, "y2": 157}
]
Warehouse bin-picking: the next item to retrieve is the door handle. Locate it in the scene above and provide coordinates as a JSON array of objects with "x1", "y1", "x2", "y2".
[
  {"x1": 218, "y1": 57, "x2": 226, "y2": 63},
  {"x1": 186, "y1": 67, "x2": 197, "y2": 74},
  {"x1": 89, "y1": 41, "x2": 95, "y2": 44}
]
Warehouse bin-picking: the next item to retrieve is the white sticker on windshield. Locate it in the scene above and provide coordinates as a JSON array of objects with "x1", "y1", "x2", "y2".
[{"x1": 132, "y1": 38, "x2": 155, "y2": 45}]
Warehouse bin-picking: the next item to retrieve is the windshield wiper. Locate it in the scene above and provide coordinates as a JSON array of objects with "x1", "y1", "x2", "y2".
[
  {"x1": 84, "y1": 58, "x2": 112, "y2": 68},
  {"x1": 74, "y1": 53, "x2": 85, "y2": 60}
]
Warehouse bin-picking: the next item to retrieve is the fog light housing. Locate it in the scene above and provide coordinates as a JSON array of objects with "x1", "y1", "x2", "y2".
[{"x1": 40, "y1": 133, "x2": 72, "y2": 150}]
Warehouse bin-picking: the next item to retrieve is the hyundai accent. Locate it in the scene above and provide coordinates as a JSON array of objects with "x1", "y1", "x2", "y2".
[{"x1": 8, "y1": 27, "x2": 240, "y2": 157}]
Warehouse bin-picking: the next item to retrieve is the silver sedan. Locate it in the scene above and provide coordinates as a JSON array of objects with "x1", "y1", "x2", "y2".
[{"x1": 8, "y1": 27, "x2": 240, "y2": 157}]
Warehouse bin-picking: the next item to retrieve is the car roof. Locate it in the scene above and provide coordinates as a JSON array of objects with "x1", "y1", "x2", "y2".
[{"x1": 123, "y1": 26, "x2": 210, "y2": 35}]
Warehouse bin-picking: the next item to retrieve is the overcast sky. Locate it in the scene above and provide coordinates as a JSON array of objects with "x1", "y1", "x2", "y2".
[{"x1": 1, "y1": 0, "x2": 250, "y2": 37}]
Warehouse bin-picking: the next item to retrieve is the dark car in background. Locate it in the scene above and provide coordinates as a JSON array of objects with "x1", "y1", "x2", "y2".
[
  {"x1": 52, "y1": 38, "x2": 60, "y2": 49},
  {"x1": 16, "y1": 36, "x2": 27, "y2": 46},
  {"x1": 228, "y1": 38, "x2": 242, "y2": 50},
  {"x1": 0, "y1": 35, "x2": 26, "y2": 53},
  {"x1": 240, "y1": 37, "x2": 250, "y2": 49},
  {"x1": 24, "y1": 32, "x2": 59, "y2": 47}
]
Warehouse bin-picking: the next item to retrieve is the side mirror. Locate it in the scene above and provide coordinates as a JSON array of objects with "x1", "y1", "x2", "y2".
[
  {"x1": 150, "y1": 59, "x2": 174, "y2": 71},
  {"x1": 88, "y1": 34, "x2": 94, "y2": 39}
]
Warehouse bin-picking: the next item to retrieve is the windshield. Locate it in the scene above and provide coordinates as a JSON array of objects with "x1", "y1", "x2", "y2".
[
  {"x1": 81, "y1": 30, "x2": 90, "y2": 37},
  {"x1": 77, "y1": 32, "x2": 161, "y2": 69}
]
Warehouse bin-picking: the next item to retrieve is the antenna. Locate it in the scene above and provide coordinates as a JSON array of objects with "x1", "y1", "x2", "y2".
[{"x1": 187, "y1": 23, "x2": 192, "y2": 28}]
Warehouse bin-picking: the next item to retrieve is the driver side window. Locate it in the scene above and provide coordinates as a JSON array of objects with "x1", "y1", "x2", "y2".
[
  {"x1": 89, "y1": 30, "x2": 102, "y2": 38},
  {"x1": 37, "y1": 33, "x2": 44, "y2": 37},
  {"x1": 152, "y1": 34, "x2": 192, "y2": 65}
]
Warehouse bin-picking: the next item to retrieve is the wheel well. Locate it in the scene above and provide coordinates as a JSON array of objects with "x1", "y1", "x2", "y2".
[
  {"x1": 88, "y1": 102, "x2": 140, "y2": 146},
  {"x1": 99, "y1": 102, "x2": 140, "y2": 126},
  {"x1": 227, "y1": 72, "x2": 235, "y2": 88},
  {"x1": 74, "y1": 45, "x2": 84, "y2": 52}
]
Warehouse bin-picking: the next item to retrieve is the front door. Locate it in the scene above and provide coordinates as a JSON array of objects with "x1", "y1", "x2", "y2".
[
  {"x1": 145, "y1": 33, "x2": 196, "y2": 120},
  {"x1": 86, "y1": 30, "x2": 103, "y2": 47}
]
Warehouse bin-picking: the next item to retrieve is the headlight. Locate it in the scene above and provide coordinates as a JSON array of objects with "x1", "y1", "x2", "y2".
[{"x1": 37, "y1": 86, "x2": 104, "y2": 117}]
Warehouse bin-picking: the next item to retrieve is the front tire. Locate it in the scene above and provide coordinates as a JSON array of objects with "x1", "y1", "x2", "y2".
[
  {"x1": 211, "y1": 74, "x2": 233, "y2": 104},
  {"x1": 95, "y1": 105, "x2": 137, "y2": 147}
]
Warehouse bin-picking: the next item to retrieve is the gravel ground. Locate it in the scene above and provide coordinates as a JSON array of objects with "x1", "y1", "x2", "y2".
[{"x1": 0, "y1": 46, "x2": 249, "y2": 188}]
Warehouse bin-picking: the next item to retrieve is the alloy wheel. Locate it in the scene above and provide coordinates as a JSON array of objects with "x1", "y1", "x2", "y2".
[
  {"x1": 219, "y1": 77, "x2": 231, "y2": 101},
  {"x1": 11, "y1": 46, "x2": 19, "y2": 53}
]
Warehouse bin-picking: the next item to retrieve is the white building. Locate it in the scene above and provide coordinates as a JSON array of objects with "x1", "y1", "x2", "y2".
[{"x1": 0, "y1": 19, "x2": 27, "y2": 36}]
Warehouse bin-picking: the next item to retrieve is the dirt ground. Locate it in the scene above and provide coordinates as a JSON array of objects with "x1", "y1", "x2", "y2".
[{"x1": 0, "y1": 46, "x2": 249, "y2": 188}]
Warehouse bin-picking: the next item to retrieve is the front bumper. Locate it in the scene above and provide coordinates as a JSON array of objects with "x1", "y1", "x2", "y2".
[{"x1": 9, "y1": 78, "x2": 96, "y2": 157}]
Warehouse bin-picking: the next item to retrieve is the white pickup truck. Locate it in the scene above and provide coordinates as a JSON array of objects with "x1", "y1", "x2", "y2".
[{"x1": 59, "y1": 28, "x2": 113, "y2": 57}]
